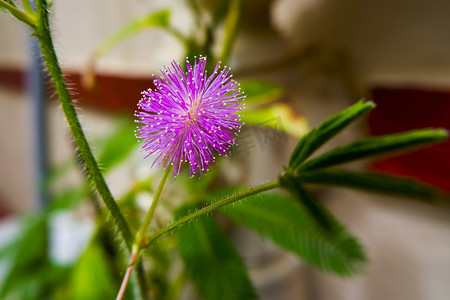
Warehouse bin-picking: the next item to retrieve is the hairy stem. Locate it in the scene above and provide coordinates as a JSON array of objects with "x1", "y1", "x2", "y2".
[
  {"x1": 34, "y1": 0, "x2": 133, "y2": 248},
  {"x1": 141, "y1": 180, "x2": 280, "y2": 248}
]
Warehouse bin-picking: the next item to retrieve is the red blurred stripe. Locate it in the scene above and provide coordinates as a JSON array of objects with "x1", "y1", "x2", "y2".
[
  {"x1": 369, "y1": 87, "x2": 450, "y2": 191},
  {"x1": 0, "y1": 66, "x2": 155, "y2": 114}
]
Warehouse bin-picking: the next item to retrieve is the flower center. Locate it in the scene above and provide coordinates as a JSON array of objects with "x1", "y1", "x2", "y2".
[{"x1": 183, "y1": 106, "x2": 200, "y2": 126}]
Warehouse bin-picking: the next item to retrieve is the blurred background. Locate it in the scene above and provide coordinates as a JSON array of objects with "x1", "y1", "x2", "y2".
[{"x1": 0, "y1": 0, "x2": 449, "y2": 299}]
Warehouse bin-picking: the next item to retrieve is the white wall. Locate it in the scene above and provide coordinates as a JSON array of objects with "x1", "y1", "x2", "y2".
[{"x1": 272, "y1": 0, "x2": 450, "y2": 87}]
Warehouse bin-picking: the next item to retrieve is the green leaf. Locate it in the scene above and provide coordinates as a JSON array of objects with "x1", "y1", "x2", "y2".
[
  {"x1": 93, "y1": 9, "x2": 171, "y2": 58},
  {"x1": 95, "y1": 119, "x2": 138, "y2": 172},
  {"x1": 295, "y1": 169, "x2": 439, "y2": 201},
  {"x1": 279, "y1": 174, "x2": 339, "y2": 233},
  {"x1": 50, "y1": 185, "x2": 87, "y2": 211},
  {"x1": 22, "y1": 0, "x2": 34, "y2": 15},
  {"x1": 180, "y1": 166, "x2": 220, "y2": 196},
  {"x1": 0, "y1": 214, "x2": 49, "y2": 299},
  {"x1": 243, "y1": 103, "x2": 309, "y2": 138},
  {"x1": 176, "y1": 205, "x2": 257, "y2": 300},
  {"x1": 221, "y1": 193, "x2": 367, "y2": 276},
  {"x1": 299, "y1": 128, "x2": 449, "y2": 172},
  {"x1": 240, "y1": 79, "x2": 284, "y2": 106},
  {"x1": 289, "y1": 100, "x2": 376, "y2": 170},
  {"x1": 69, "y1": 241, "x2": 116, "y2": 300}
]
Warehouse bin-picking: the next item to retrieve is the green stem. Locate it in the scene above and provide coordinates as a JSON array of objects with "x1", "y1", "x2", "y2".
[
  {"x1": 141, "y1": 180, "x2": 279, "y2": 248},
  {"x1": 136, "y1": 166, "x2": 172, "y2": 243},
  {"x1": 0, "y1": 0, "x2": 36, "y2": 28},
  {"x1": 219, "y1": 0, "x2": 246, "y2": 65},
  {"x1": 186, "y1": 0, "x2": 202, "y2": 30},
  {"x1": 34, "y1": 0, "x2": 133, "y2": 249},
  {"x1": 117, "y1": 167, "x2": 172, "y2": 300}
]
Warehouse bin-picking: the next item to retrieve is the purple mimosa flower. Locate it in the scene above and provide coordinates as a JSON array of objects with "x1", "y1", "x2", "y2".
[{"x1": 135, "y1": 56, "x2": 245, "y2": 177}]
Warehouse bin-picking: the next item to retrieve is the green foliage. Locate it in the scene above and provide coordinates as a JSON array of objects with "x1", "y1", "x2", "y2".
[
  {"x1": 279, "y1": 174, "x2": 341, "y2": 233},
  {"x1": 22, "y1": 0, "x2": 34, "y2": 15},
  {"x1": 181, "y1": 166, "x2": 219, "y2": 195},
  {"x1": 271, "y1": 99, "x2": 447, "y2": 277},
  {"x1": 289, "y1": 100, "x2": 376, "y2": 170},
  {"x1": 141, "y1": 9, "x2": 171, "y2": 27},
  {"x1": 176, "y1": 205, "x2": 257, "y2": 300},
  {"x1": 238, "y1": 79, "x2": 308, "y2": 138},
  {"x1": 299, "y1": 128, "x2": 448, "y2": 172},
  {"x1": 144, "y1": 239, "x2": 174, "y2": 299},
  {"x1": 242, "y1": 103, "x2": 308, "y2": 138},
  {"x1": 93, "y1": 9, "x2": 171, "y2": 58},
  {"x1": 283, "y1": 100, "x2": 447, "y2": 205},
  {"x1": 240, "y1": 79, "x2": 284, "y2": 105},
  {"x1": 296, "y1": 170, "x2": 439, "y2": 201},
  {"x1": 221, "y1": 193, "x2": 367, "y2": 276},
  {"x1": 95, "y1": 119, "x2": 138, "y2": 172},
  {"x1": 0, "y1": 215, "x2": 46, "y2": 299},
  {"x1": 0, "y1": 214, "x2": 68, "y2": 299},
  {"x1": 49, "y1": 186, "x2": 88, "y2": 211},
  {"x1": 68, "y1": 241, "x2": 117, "y2": 300}
]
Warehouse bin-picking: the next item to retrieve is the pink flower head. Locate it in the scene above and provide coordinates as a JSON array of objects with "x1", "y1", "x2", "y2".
[{"x1": 135, "y1": 56, "x2": 245, "y2": 177}]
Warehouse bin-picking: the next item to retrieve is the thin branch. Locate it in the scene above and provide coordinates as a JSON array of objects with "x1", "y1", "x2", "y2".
[
  {"x1": 141, "y1": 180, "x2": 280, "y2": 248},
  {"x1": 0, "y1": 0, "x2": 36, "y2": 28},
  {"x1": 219, "y1": 0, "x2": 246, "y2": 65},
  {"x1": 136, "y1": 166, "x2": 172, "y2": 243}
]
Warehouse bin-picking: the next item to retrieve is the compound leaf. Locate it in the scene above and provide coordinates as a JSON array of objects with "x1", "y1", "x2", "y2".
[
  {"x1": 289, "y1": 100, "x2": 375, "y2": 170},
  {"x1": 176, "y1": 205, "x2": 256, "y2": 300},
  {"x1": 221, "y1": 193, "x2": 367, "y2": 276},
  {"x1": 296, "y1": 169, "x2": 439, "y2": 201},
  {"x1": 299, "y1": 128, "x2": 448, "y2": 172}
]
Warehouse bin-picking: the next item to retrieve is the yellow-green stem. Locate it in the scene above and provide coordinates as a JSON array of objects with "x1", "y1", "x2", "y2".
[
  {"x1": 22, "y1": 0, "x2": 34, "y2": 15},
  {"x1": 0, "y1": 0, "x2": 36, "y2": 28},
  {"x1": 136, "y1": 166, "x2": 172, "y2": 244},
  {"x1": 219, "y1": 0, "x2": 246, "y2": 65},
  {"x1": 141, "y1": 180, "x2": 280, "y2": 248}
]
